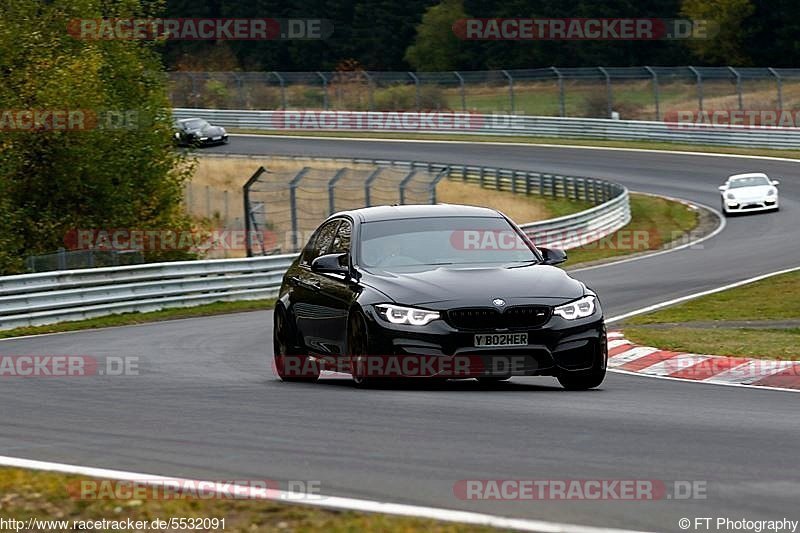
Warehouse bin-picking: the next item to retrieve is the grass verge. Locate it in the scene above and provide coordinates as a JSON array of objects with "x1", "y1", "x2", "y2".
[
  {"x1": 0, "y1": 467, "x2": 493, "y2": 533},
  {"x1": 228, "y1": 129, "x2": 800, "y2": 160},
  {"x1": 620, "y1": 327, "x2": 800, "y2": 360},
  {"x1": 0, "y1": 299, "x2": 275, "y2": 340},
  {"x1": 436, "y1": 178, "x2": 592, "y2": 222},
  {"x1": 564, "y1": 193, "x2": 699, "y2": 267},
  {"x1": 622, "y1": 269, "x2": 800, "y2": 360}
]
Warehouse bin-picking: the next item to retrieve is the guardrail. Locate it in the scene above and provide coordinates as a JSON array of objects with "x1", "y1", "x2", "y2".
[
  {"x1": 174, "y1": 108, "x2": 800, "y2": 149},
  {"x1": 0, "y1": 160, "x2": 628, "y2": 330},
  {"x1": 0, "y1": 255, "x2": 295, "y2": 330}
]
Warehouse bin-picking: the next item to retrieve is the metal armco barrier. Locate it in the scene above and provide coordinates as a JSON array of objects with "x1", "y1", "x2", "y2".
[
  {"x1": 0, "y1": 160, "x2": 628, "y2": 329},
  {"x1": 174, "y1": 108, "x2": 800, "y2": 149},
  {"x1": 0, "y1": 255, "x2": 295, "y2": 330}
]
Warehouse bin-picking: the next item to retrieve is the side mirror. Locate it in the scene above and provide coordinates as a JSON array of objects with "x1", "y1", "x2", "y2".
[
  {"x1": 771, "y1": 179, "x2": 780, "y2": 186},
  {"x1": 718, "y1": 185, "x2": 727, "y2": 191},
  {"x1": 540, "y1": 247, "x2": 567, "y2": 266},
  {"x1": 311, "y1": 253, "x2": 349, "y2": 275}
]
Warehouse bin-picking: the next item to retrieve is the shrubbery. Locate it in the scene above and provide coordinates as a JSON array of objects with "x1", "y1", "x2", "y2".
[{"x1": 0, "y1": 0, "x2": 194, "y2": 274}]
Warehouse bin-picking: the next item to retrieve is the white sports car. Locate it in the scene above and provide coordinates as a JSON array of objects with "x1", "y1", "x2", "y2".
[{"x1": 718, "y1": 173, "x2": 780, "y2": 215}]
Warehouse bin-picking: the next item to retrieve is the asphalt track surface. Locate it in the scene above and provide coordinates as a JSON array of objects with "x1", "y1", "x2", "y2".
[{"x1": 2, "y1": 137, "x2": 799, "y2": 532}]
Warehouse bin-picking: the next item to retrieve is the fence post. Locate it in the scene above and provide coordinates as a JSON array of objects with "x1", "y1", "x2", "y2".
[
  {"x1": 242, "y1": 167, "x2": 268, "y2": 257},
  {"x1": 316, "y1": 71, "x2": 329, "y2": 110},
  {"x1": 223, "y1": 190, "x2": 229, "y2": 225},
  {"x1": 453, "y1": 71, "x2": 466, "y2": 111},
  {"x1": 271, "y1": 72, "x2": 287, "y2": 110},
  {"x1": 729, "y1": 66, "x2": 743, "y2": 110},
  {"x1": 289, "y1": 168, "x2": 309, "y2": 251},
  {"x1": 189, "y1": 72, "x2": 198, "y2": 105},
  {"x1": 233, "y1": 72, "x2": 245, "y2": 108},
  {"x1": 502, "y1": 70, "x2": 514, "y2": 113},
  {"x1": 205, "y1": 185, "x2": 211, "y2": 218},
  {"x1": 327, "y1": 168, "x2": 347, "y2": 215},
  {"x1": 364, "y1": 167, "x2": 382, "y2": 207},
  {"x1": 688, "y1": 66, "x2": 703, "y2": 112},
  {"x1": 769, "y1": 68, "x2": 783, "y2": 110},
  {"x1": 399, "y1": 170, "x2": 417, "y2": 205},
  {"x1": 598, "y1": 66, "x2": 612, "y2": 118},
  {"x1": 644, "y1": 66, "x2": 660, "y2": 120},
  {"x1": 408, "y1": 72, "x2": 420, "y2": 110},
  {"x1": 363, "y1": 71, "x2": 375, "y2": 111},
  {"x1": 57, "y1": 247, "x2": 66, "y2": 270},
  {"x1": 429, "y1": 168, "x2": 449, "y2": 204},
  {"x1": 551, "y1": 67, "x2": 565, "y2": 117}
]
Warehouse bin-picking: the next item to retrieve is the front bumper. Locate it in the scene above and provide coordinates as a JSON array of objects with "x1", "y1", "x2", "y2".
[
  {"x1": 724, "y1": 197, "x2": 778, "y2": 212},
  {"x1": 358, "y1": 306, "x2": 606, "y2": 378},
  {"x1": 198, "y1": 134, "x2": 228, "y2": 145}
]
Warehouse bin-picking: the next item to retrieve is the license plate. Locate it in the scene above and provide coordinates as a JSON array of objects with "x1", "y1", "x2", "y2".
[
  {"x1": 213, "y1": 136, "x2": 222, "y2": 140},
  {"x1": 474, "y1": 333, "x2": 528, "y2": 347}
]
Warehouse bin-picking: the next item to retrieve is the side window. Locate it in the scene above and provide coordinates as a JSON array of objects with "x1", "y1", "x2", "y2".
[
  {"x1": 300, "y1": 220, "x2": 340, "y2": 266},
  {"x1": 329, "y1": 220, "x2": 352, "y2": 256}
]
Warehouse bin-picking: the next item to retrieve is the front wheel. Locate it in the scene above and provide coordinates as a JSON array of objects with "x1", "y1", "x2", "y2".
[
  {"x1": 347, "y1": 311, "x2": 376, "y2": 387},
  {"x1": 273, "y1": 308, "x2": 319, "y2": 382}
]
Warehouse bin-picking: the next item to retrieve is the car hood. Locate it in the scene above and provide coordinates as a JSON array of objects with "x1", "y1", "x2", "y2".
[
  {"x1": 727, "y1": 185, "x2": 774, "y2": 199},
  {"x1": 360, "y1": 264, "x2": 585, "y2": 308},
  {"x1": 187, "y1": 125, "x2": 225, "y2": 136}
]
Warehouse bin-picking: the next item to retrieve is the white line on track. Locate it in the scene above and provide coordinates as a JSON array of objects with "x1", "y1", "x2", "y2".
[
  {"x1": 608, "y1": 367, "x2": 800, "y2": 394},
  {"x1": 606, "y1": 265, "x2": 800, "y2": 324},
  {"x1": 0, "y1": 455, "x2": 648, "y2": 533}
]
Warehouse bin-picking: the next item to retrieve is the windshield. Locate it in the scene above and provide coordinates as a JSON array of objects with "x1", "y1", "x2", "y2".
[
  {"x1": 358, "y1": 216, "x2": 538, "y2": 269},
  {"x1": 729, "y1": 176, "x2": 770, "y2": 188},
  {"x1": 183, "y1": 119, "x2": 209, "y2": 130}
]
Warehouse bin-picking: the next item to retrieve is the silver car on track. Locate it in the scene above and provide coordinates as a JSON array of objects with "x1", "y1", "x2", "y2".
[{"x1": 718, "y1": 172, "x2": 780, "y2": 215}]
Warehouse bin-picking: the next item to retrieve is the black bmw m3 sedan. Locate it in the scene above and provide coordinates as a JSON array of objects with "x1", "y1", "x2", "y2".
[{"x1": 273, "y1": 204, "x2": 607, "y2": 389}]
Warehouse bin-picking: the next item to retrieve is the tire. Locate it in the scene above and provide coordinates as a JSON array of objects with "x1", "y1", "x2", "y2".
[
  {"x1": 273, "y1": 307, "x2": 319, "y2": 382},
  {"x1": 347, "y1": 310, "x2": 376, "y2": 387}
]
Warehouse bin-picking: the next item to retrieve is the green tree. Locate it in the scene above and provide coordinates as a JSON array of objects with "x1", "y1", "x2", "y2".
[
  {"x1": 681, "y1": 0, "x2": 755, "y2": 64},
  {"x1": 0, "y1": 0, "x2": 194, "y2": 274},
  {"x1": 405, "y1": 0, "x2": 469, "y2": 71}
]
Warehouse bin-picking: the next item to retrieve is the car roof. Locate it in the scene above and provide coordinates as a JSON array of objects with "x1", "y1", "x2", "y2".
[
  {"x1": 177, "y1": 118, "x2": 206, "y2": 124},
  {"x1": 336, "y1": 204, "x2": 503, "y2": 223},
  {"x1": 728, "y1": 172, "x2": 769, "y2": 181}
]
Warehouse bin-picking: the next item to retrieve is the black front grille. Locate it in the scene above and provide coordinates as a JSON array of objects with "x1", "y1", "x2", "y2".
[{"x1": 446, "y1": 306, "x2": 551, "y2": 330}]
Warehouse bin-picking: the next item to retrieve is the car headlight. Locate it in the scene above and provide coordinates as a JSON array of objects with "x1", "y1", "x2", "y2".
[
  {"x1": 726, "y1": 192, "x2": 736, "y2": 200},
  {"x1": 767, "y1": 188, "x2": 776, "y2": 196},
  {"x1": 200, "y1": 137, "x2": 208, "y2": 141},
  {"x1": 375, "y1": 304, "x2": 440, "y2": 326},
  {"x1": 553, "y1": 295, "x2": 596, "y2": 320}
]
